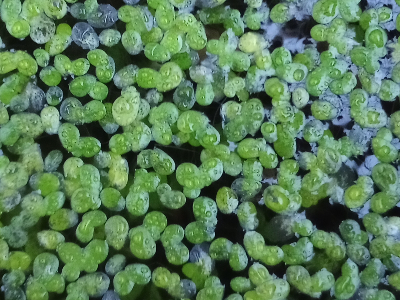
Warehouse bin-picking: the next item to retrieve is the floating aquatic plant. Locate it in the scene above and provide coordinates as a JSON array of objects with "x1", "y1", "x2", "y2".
[{"x1": 1, "y1": 0, "x2": 400, "y2": 300}]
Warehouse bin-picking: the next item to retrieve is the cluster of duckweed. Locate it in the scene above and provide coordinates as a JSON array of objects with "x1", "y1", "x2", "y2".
[{"x1": 2, "y1": 0, "x2": 400, "y2": 299}]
